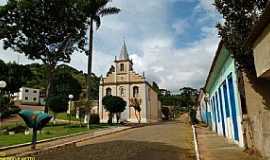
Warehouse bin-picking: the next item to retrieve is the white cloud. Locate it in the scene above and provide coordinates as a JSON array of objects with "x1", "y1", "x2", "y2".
[
  {"x1": 0, "y1": 0, "x2": 220, "y2": 91},
  {"x1": 172, "y1": 19, "x2": 190, "y2": 35},
  {"x1": 130, "y1": 27, "x2": 219, "y2": 90},
  {"x1": 0, "y1": 0, "x2": 6, "y2": 5},
  {"x1": 198, "y1": 0, "x2": 216, "y2": 12}
]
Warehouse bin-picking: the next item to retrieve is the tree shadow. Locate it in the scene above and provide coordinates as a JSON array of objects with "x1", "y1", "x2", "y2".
[
  {"x1": 35, "y1": 140, "x2": 195, "y2": 160},
  {"x1": 244, "y1": 71, "x2": 270, "y2": 110}
]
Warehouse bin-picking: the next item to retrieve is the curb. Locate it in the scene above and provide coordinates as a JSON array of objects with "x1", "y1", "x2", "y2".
[
  {"x1": 0, "y1": 127, "x2": 114, "y2": 151},
  {"x1": 1, "y1": 121, "x2": 164, "y2": 157},
  {"x1": 192, "y1": 125, "x2": 200, "y2": 160},
  {"x1": 1, "y1": 126, "x2": 139, "y2": 157}
]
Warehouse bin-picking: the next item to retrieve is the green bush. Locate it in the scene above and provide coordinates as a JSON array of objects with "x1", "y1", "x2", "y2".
[
  {"x1": 47, "y1": 95, "x2": 68, "y2": 114},
  {"x1": 7, "y1": 125, "x2": 27, "y2": 133},
  {"x1": 0, "y1": 96, "x2": 9, "y2": 106},
  {"x1": 102, "y1": 96, "x2": 126, "y2": 124},
  {"x1": 0, "y1": 96, "x2": 21, "y2": 118},
  {"x1": 89, "y1": 114, "x2": 100, "y2": 124}
]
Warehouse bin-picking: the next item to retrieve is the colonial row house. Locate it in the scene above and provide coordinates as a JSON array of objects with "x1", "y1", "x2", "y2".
[
  {"x1": 198, "y1": 41, "x2": 245, "y2": 147},
  {"x1": 197, "y1": 3, "x2": 270, "y2": 159},
  {"x1": 98, "y1": 41, "x2": 162, "y2": 123}
]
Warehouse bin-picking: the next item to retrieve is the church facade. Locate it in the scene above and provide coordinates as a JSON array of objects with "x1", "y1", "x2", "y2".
[{"x1": 98, "y1": 42, "x2": 161, "y2": 123}]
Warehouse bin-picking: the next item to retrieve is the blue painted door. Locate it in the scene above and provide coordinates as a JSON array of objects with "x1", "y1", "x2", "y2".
[
  {"x1": 214, "y1": 93, "x2": 220, "y2": 133},
  {"x1": 207, "y1": 112, "x2": 212, "y2": 128},
  {"x1": 222, "y1": 82, "x2": 230, "y2": 118},
  {"x1": 211, "y1": 98, "x2": 217, "y2": 132},
  {"x1": 228, "y1": 75, "x2": 239, "y2": 141},
  {"x1": 218, "y1": 88, "x2": 226, "y2": 137}
]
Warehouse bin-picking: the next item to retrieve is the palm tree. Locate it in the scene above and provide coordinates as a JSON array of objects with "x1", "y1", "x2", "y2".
[{"x1": 83, "y1": 0, "x2": 120, "y2": 100}]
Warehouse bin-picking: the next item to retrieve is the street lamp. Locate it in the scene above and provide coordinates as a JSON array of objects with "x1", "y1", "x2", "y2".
[
  {"x1": 0, "y1": 80, "x2": 7, "y2": 93},
  {"x1": 67, "y1": 94, "x2": 74, "y2": 123},
  {"x1": 0, "y1": 80, "x2": 7, "y2": 128}
]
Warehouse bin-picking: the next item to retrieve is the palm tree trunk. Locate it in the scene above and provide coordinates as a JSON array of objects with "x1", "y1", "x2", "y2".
[
  {"x1": 45, "y1": 65, "x2": 53, "y2": 113},
  {"x1": 87, "y1": 19, "x2": 94, "y2": 101}
]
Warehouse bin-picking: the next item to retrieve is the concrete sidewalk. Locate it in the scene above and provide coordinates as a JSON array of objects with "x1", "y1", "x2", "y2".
[{"x1": 196, "y1": 126, "x2": 262, "y2": 160}]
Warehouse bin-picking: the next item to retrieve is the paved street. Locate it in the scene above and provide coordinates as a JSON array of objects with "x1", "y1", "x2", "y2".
[{"x1": 35, "y1": 119, "x2": 195, "y2": 160}]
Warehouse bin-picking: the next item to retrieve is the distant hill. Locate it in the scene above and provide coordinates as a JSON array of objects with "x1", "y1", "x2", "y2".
[{"x1": 24, "y1": 63, "x2": 100, "y2": 100}]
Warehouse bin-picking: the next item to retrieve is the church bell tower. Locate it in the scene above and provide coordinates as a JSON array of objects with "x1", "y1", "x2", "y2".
[{"x1": 115, "y1": 41, "x2": 133, "y2": 74}]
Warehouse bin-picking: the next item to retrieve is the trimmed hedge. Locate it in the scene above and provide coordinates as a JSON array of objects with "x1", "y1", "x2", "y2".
[{"x1": 89, "y1": 114, "x2": 100, "y2": 124}]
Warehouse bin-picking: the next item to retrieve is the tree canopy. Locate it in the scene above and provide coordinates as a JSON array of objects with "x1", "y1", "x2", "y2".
[
  {"x1": 159, "y1": 87, "x2": 199, "y2": 112},
  {"x1": 214, "y1": 0, "x2": 268, "y2": 71},
  {"x1": 179, "y1": 87, "x2": 198, "y2": 108},
  {"x1": 0, "y1": 60, "x2": 32, "y2": 94},
  {"x1": 47, "y1": 95, "x2": 68, "y2": 114},
  {"x1": 0, "y1": 0, "x2": 87, "y2": 63},
  {"x1": 50, "y1": 72, "x2": 82, "y2": 101},
  {"x1": 102, "y1": 96, "x2": 126, "y2": 114},
  {"x1": 0, "y1": 0, "x2": 89, "y2": 112}
]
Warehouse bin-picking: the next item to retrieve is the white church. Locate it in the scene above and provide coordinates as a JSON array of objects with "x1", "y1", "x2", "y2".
[{"x1": 98, "y1": 42, "x2": 162, "y2": 123}]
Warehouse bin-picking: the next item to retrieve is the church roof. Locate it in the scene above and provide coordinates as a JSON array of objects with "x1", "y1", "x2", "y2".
[{"x1": 119, "y1": 41, "x2": 129, "y2": 60}]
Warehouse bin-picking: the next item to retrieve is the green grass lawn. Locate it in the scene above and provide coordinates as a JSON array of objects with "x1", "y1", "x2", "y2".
[
  {"x1": 0, "y1": 123, "x2": 111, "y2": 148},
  {"x1": 55, "y1": 112, "x2": 79, "y2": 121}
]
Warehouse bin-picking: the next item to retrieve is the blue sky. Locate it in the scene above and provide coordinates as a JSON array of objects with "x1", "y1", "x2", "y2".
[{"x1": 0, "y1": 0, "x2": 221, "y2": 91}]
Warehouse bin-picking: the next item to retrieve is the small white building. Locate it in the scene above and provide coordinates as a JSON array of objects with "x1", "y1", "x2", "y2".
[{"x1": 15, "y1": 87, "x2": 40, "y2": 104}]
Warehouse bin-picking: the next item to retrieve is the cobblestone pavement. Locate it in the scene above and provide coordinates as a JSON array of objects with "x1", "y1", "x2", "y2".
[
  {"x1": 0, "y1": 127, "x2": 129, "y2": 156},
  {"x1": 35, "y1": 120, "x2": 195, "y2": 160},
  {"x1": 196, "y1": 126, "x2": 262, "y2": 160}
]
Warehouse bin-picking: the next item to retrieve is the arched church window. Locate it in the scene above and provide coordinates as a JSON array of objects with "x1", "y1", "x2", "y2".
[
  {"x1": 133, "y1": 86, "x2": 139, "y2": 97},
  {"x1": 106, "y1": 88, "x2": 112, "y2": 96},
  {"x1": 120, "y1": 87, "x2": 125, "y2": 97},
  {"x1": 120, "y1": 63, "x2": 124, "y2": 71}
]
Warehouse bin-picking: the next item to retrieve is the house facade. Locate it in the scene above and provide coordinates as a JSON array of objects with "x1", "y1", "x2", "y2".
[
  {"x1": 242, "y1": 4, "x2": 270, "y2": 158},
  {"x1": 198, "y1": 5, "x2": 270, "y2": 158},
  {"x1": 14, "y1": 87, "x2": 40, "y2": 104},
  {"x1": 199, "y1": 42, "x2": 245, "y2": 147},
  {"x1": 99, "y1": 42, "x2": 161, "y2": 123},
  {"x1": 197, "y1": 89, "x2": 208, "y2": 124}
]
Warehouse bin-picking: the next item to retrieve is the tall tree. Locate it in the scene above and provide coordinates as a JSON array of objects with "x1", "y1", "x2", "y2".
[
  {"x1": 179, "y1": 87, "x2": 198, "y2": 109},
  {"x1": 81, "y1": 0, "x2": 120, "y2": 100},
  {"x1": 214, "y1": 0, "x2": 268, "y2": 71},
  {"x1": 25, "y1": 63, "x2": 48, "y2": 89},
  {"x1": 5, "y1": 62, "x2": 32, "y2": 94},
  {"x1": 0, "y1": 59, "x2": 7, "y2": 82},
  {"x1": 0, "y1": 0, "x2": 87, "y2": 112},
  {"x1": 50, "y1": 72, "x2": 82, "y2": 101}
]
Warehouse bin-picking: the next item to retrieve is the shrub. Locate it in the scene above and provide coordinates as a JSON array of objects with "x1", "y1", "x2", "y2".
[
  {"x1": 7, "y1": 125, "x2": 27, "y2": 133},
  {"x1": 102, "y1": 96, "x2": 126, "y2": 124},
  {"x1": 47, "y1": 95, "x2": 68, "y2": 115},
  {"x1": 89, "y1": 113, "x2": 100, "y2": 124},
  {"x1": 0, "y1": 96, "x2": 21, "y2": 118}
]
